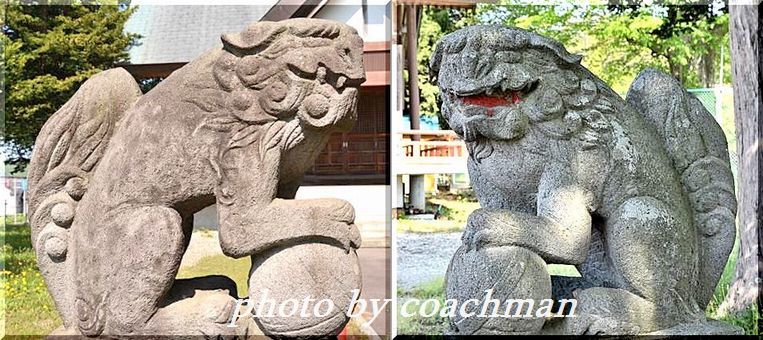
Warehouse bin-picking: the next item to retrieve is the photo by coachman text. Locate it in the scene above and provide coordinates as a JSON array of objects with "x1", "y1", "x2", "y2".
[{"x1": 228, "y1": 289, "x2": 577, "y2": 328}]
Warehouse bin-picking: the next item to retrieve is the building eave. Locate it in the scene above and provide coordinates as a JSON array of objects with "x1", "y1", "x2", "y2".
[{"x1": 120, "y1": 42, "x2": 390, "y2": 87}]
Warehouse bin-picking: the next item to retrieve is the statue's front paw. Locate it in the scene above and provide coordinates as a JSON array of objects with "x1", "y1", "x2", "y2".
[
  {"x1": 462, "y1": 208, "x2": 499, "y2": 251},
  {"x1": 337, "y1": 222, "x2": 362, "y2": 252},
  {"x1": 320, "y1": 220, "x2": 361, "y2": 253},
  {"x1": 307, "y1": 198, "x2": 356, "y2": 224},
  {"x1": 325, "y1": 198, "x2": 356, "y2": 224}
]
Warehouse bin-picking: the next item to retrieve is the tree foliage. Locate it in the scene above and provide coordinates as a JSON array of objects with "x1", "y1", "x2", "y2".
[
  {"x1": 413, "y1": 7, "x2": 475, "y2": 127},
  {"x1": 477, "y1": 1, "x2": 730, "y2": 92},
  {"x1": 2, "y1": 4, "x2": 138, "y2": 172},
  {"x1": 586, "y1": 3, "x2": 730, "y2": 91}
]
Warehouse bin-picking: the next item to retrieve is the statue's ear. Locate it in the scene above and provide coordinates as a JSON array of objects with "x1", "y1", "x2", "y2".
[
  {"x1": 568, "y1": 54, "x2": 583, "y2": 64},
  {"x1": 221, "y1": 22, "x2": 287, "y2": 56},
  {"x1": 429, "y1": 39, "x2": 445, "y2": 80}
]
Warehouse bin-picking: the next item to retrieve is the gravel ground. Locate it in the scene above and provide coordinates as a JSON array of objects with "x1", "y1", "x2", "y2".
[{"x1": 397, "y1": 232, "x2": 462, "y2": 291}]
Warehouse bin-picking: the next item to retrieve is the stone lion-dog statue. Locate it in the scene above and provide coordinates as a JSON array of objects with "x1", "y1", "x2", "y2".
[
  {"x1": 432, "y1": 25, "x2": 740, "y2": 335},
  {"x1": 28, "y1": 18, "x2": 365, "y2": 337}
]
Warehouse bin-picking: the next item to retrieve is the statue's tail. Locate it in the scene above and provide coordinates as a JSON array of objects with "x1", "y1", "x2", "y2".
[
  {"x1": 626, "y1": 69, "x2": 736, "y2": 309},
  {"x1": 26, "y1": 68, "x2": 141, "y2": 328}
]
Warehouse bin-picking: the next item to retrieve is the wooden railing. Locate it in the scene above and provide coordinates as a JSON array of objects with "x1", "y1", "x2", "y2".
[
  {"x1": 399, "y1": 130, "x2": 465, "y2": 158},
  {"x1": 396, "y1": 130, "x2": 468, "y2": 175},
  {"x1": 308, "y1": 132, "x2": 388, "y2": 175},
  {"x1": 402, "y1": 141, "x2": 465, "y2": 158}
]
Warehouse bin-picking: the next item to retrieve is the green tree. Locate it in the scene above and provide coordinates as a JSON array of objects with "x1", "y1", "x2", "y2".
[
  {"x1": 468, "y1": 1, "x2": 730, "y2": 93},
  {"x1": 2, "y1": 4, "x2": 138, "y2": 172},
  {"x1": 413, "y1": 7, "x2": 474, "y2": 128},
  {"x1": 587, "y1": 3, "x2": 729, "y2": 91},
  {"x1": 477, "y1": 0, "x2": 589, "y2": 46}
]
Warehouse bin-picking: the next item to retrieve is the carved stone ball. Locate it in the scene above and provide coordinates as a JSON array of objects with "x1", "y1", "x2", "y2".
[
  {"x1": 445, "y1": 245, "x2": 552, "y2": 335},
  {"x1": 50, "y1": 202, "x2": 75, "y2": 227},
  {"x1": 248, "y1": 242, "x2": 361, "y2": 337},
  {"x1": 303, "y1": 93, "x2": 330, "y2": 118},
  {"x1": 64, "y1": 177, "x2": 86, "y2": 200},
  {"x1": 45, "y1": 236, "x2": 68, "y2": 260}
]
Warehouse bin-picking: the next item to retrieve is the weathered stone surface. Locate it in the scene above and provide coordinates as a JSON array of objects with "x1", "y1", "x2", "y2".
[
  {"x1": 27, "y1": 18, "x2": 365, "y2": 337},
  {"x1": 432, "y1": 25, "x2": 740, "y2": 335}
]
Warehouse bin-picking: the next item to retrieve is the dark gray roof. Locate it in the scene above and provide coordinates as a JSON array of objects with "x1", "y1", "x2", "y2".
[{"x1": 124, "y1": 5, "x2": 274, "y2": 64}]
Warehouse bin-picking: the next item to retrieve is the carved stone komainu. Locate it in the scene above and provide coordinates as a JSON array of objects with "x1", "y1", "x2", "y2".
[
  {"x1": 28, "y1": 18, "x2": 365, "y2": 337},
  {"x1": 432, "y1": 25, "x2": 742, "y2": 335}
]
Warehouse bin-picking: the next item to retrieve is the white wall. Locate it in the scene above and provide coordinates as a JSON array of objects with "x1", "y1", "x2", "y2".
[
  {"x1": 193, "y1": 184, "x2": 388, "y2": 228},
  {"x1": 315, "y1": 2, "x2": 389, "y2": 43}
]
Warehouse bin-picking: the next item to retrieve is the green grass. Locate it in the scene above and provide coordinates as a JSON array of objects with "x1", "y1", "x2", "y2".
[
  {"x1": 397, "y1": 277, "x2": 449, "y2": 335},
  {"x1": 705, "y1": 238, "x2": 759, "y2": 334},
  {"x1": 428, "y1": 199, "x2": 480, "y2": 223},
  {"x1": 3, "y1": 214, "x2": 27, "y2": 226},
  {"x1": 2, "y1": 221, "x2": 62, "y2": 336},
  {"x1": 192, "y1": 226, "x2": 217, "y2": 238}
]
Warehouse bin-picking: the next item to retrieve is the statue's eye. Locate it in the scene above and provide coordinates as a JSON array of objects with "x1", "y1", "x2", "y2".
[
  {"x1": 339, "y1": 47, "x2": 353, "y2": 65},
  {"x1": 445, "y1": 37, "x2": 466, "y2": 54},
  {"x1": 495, "y1": 51, "x2": 520, "y2": 63}
]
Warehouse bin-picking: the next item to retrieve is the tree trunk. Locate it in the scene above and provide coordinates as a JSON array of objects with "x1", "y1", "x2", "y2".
[
  {"x1": 719, "y1": 4, "x2": 761, "y2": 316},
  {"x1": 700, "y1": 49, "x2": 716, "y2": 88}
]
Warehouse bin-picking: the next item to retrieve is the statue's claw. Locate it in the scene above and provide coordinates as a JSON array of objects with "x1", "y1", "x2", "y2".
[
  {"x1": 311, "y1": 198, "x2": 360, "y2": 251},
  {"x1": 472, "y1": 228, "x2": 497, "y2": 251},
  {"x1": 462, "y1": 208, "x2": 496, "y2": 251},
  {"x1": 332, "y1": 221, "x2": 362, "y2": 253}
]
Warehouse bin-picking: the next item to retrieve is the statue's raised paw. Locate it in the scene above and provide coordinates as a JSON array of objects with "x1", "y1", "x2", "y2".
[
  {"x1": 462, "y1": 208, "x2": 506, "y2": 250},
  {"x1": 291, "y1": 198, "x2": 361, "y2": 251},
  {"x1": 318, "y1": 198, "x2": 357, "y2": 224},
  {"x1": 321, "y1": 220, "x2": 362, "y2": 252}
]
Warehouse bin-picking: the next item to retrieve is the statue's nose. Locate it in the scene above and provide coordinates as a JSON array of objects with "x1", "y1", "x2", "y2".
[
  {"x1": 336, "y1": 74, "x2": 365, "y2": 89},
  {"x1": 338, "y1": 64, "x2": 366, "y2": 88}
]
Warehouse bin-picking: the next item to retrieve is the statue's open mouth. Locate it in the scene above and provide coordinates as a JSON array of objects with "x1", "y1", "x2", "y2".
[
  {"x1": 444, "y1": 78, "x2": 538, "y2": 142},
  {"x1": 450, "y1": 79, "x2": 538, "y2": 116}
]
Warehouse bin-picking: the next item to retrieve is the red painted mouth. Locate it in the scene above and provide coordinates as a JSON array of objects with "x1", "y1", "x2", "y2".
[{"x1": 459, "y1": 91, "x2": 522, "y2": 116}]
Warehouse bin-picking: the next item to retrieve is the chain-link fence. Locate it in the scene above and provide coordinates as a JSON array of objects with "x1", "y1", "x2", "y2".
[{"x1": 689, "y1": 88, "x2": 719, "y2": 117}]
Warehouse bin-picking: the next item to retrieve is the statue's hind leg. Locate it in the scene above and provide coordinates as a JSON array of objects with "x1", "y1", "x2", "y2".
[
  {"x1": 547, "y1": 196, "x2": 700, "y2": 334},
  {"x1": 76, "y1": 205, "x2": 241, "y2": 336},
  {"x1": 75, "y1": 205, "x2": 187, "y2": 335}
]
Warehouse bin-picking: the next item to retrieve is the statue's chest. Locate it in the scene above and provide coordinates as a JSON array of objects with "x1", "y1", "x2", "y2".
[{"x1": 478, "y1": 141, "x2": 546, "y2": 201}]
